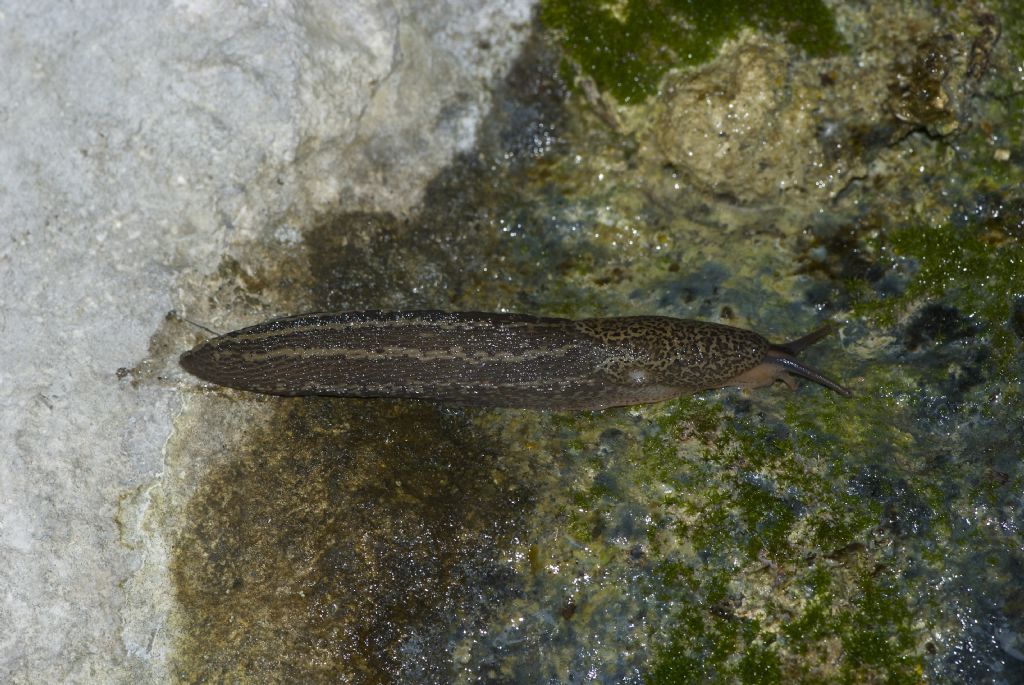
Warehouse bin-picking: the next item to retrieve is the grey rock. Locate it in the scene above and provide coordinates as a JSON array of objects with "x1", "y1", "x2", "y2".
[{"x1": 0, "y1": 1, "x2": 532, "y2": 681}]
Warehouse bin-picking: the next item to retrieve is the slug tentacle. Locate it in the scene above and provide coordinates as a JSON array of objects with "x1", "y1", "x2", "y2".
[
  {"x1": 760, "y1": 350, "x2": 852, "y2": 397},
  {"x1": 180, "y1": 311, "x2": 851, "y2": 409},
  {"x1": 726, "y1": 324, "x2": 852, "y2": 397},
  {"x1": 773, "y1": 324, "x2": 837, "y2": 355},
  {"x1": 772, "y1": 324, "x2": 851, "y2": 396}
]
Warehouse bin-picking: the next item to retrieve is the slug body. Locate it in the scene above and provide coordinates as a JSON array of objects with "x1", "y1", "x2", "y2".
[{"x1": 180, "y1": 311, "x2": 850, "y2": 410}]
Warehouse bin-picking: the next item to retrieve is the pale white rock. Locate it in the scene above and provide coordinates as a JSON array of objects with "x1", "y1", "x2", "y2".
[{"x1": 0, "y1": 0, "x2": 533, "y2": 681}]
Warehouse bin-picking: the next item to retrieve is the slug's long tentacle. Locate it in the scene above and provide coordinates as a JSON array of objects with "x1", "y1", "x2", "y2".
[
  {"x1": 765, "y1": 324, "x2": 851, "y2": 396},
  {"x1": 762, "y1": 350, "x2": 852, "y2": 397}
]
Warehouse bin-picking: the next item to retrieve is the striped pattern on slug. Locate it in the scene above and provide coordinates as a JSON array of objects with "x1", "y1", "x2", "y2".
[{"x1": 180, "y1": 310, "x2": 849, "y2": 409}]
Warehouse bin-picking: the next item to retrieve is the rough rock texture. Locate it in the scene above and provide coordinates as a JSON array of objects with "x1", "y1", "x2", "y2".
[
  {"x1": 644, "y1": 35, "x2": 828, "y2": 203},
  {"x1": 0, "y1": 1, "x2": 531, "y2": 681},
  {"x1": 640, "y1": 7, "x2": 998, "y2": 205}
]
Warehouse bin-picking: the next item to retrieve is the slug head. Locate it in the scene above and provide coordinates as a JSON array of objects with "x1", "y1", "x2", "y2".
[{"x1": 726, "y1": 325, "x2": 852, "y2": 397}]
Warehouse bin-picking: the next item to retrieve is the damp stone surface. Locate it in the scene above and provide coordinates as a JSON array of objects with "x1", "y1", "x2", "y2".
[
  {"x1": 159, "y1": 1, "x2": 1024, "y2": 682},
  {"x1": 5, "y1": 0, "x2": 1020, "y2": 683}
]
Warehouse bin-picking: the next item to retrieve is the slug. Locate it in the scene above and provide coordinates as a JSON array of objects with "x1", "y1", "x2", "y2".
[{"x1": 179, "y1": 310, "x2": 851, "y2": 410}]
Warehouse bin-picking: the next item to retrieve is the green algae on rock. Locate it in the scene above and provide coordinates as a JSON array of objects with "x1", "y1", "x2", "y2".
[
  {"x1": 540, "y1": 0, "x2": 843, "y2": 103},
  {"x1": 546, "y1": 393, "x2": 931, "y2": 683},
  {"x1": 853, "y1": 215, "x2": 1024, "y2": 372}
]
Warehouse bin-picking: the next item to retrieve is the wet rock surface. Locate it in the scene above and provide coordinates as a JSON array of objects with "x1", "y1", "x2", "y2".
[{"x1": 152, "y1": 1, "x2": 1024, "y2": 683}]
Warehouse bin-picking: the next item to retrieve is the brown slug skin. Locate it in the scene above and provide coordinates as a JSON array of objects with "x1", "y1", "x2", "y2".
[{"x1": 179, "y1": 311, "x2": 851, "y2": 410}]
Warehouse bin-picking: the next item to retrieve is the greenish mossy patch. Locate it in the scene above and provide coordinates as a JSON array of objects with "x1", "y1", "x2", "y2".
[
  {"x1": 853, "y1": 218, "x2": 1024, "y2": 370},
  {"x1": 648, "y1": 561, "x2": 924, "y2": 685},
  {"x1": 649, "y1": 604, "x2": 770, "y2": 684},
  {"x1": 600, "y1": 379, "x2": 934, "y2": 680},
  {"x1": 839, "y1": 572, "x2": 920, "y2": 683},
  {"x1": 995, "y1": 0, "x2": 1024, "y2": 60},
  {"x1": 540, "y1": 0, "x2": 843, "y2": 102},
  {"x1": 733, "y1": 481, "x2": 798, "y2": 559}
]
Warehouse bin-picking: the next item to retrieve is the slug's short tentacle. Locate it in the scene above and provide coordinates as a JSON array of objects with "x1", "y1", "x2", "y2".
[{"x1": 773, "y1": 324, "x2": 836, "y2": 355}]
